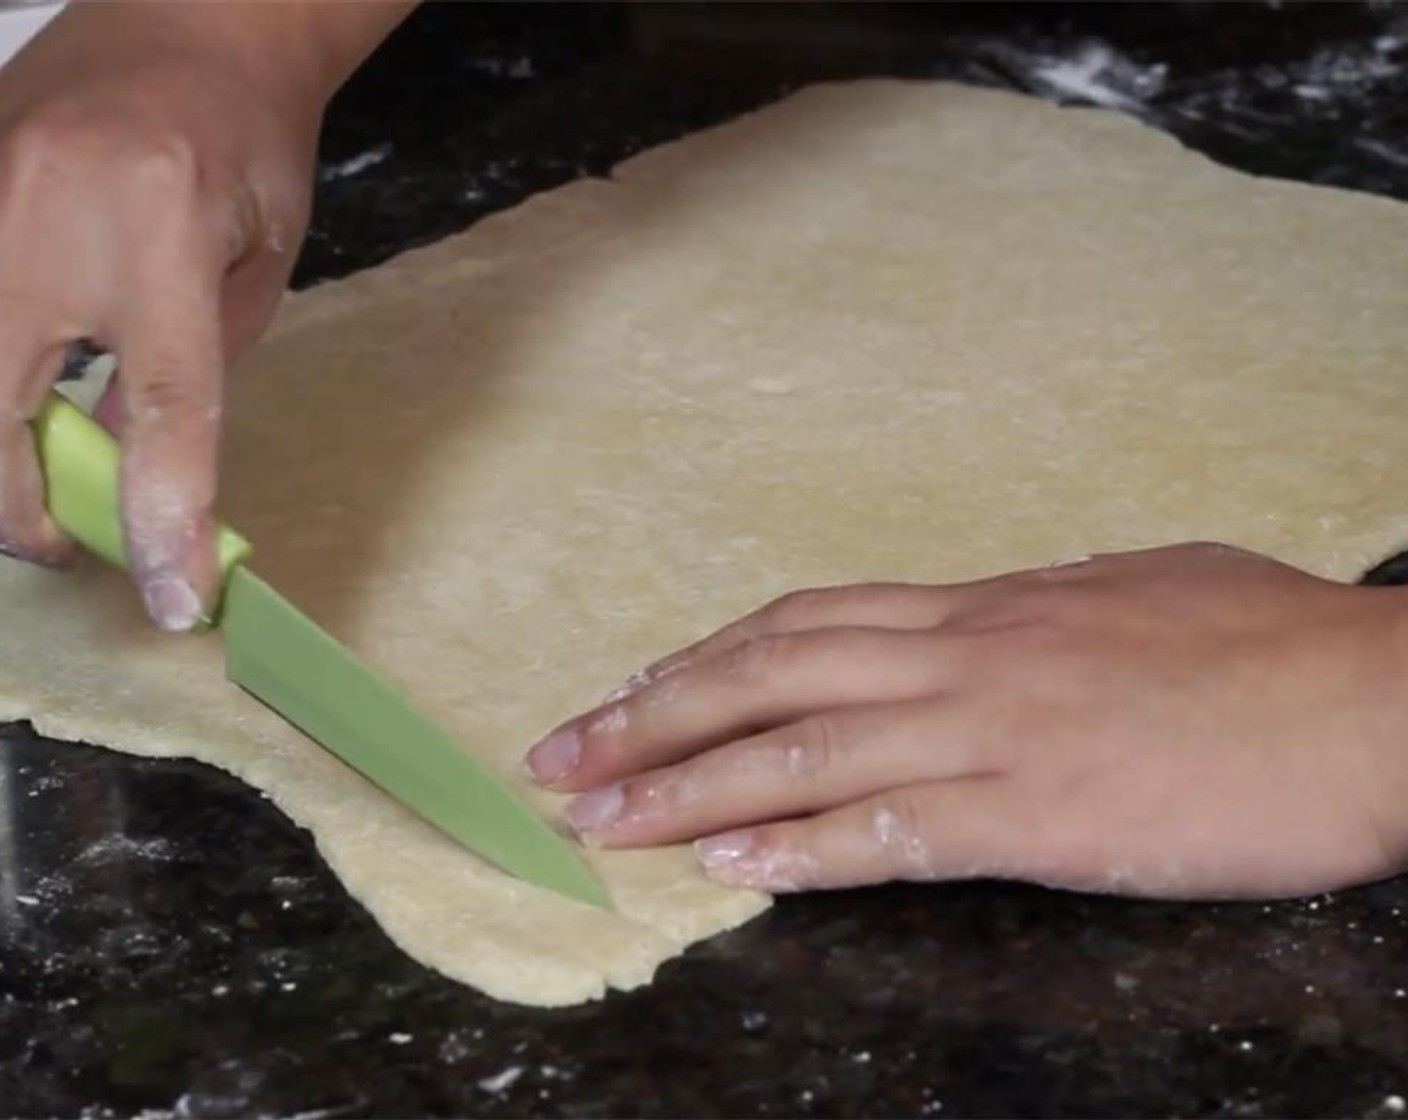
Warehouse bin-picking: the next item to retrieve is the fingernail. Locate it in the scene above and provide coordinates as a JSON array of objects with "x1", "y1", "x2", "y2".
[
  {"x1": 526, "y1": 727, "x2": 581, "y2": 784},
  {"x1": 695, "y1": 829, "x2": 755, "y2": 869},
  {"x1": 140, "y1": 574, "x2": 203, "y2": 632},
  {"x1": 566, "y1": 785, "x2": 624, "y2": 836},
  {"x1": 0, "y1": 523, "x2": 74, "y2": 568}
]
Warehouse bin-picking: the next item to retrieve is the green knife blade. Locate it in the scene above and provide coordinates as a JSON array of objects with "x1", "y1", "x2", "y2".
[{"x1": 30, "y1": 391, "x2": 611, "y2": 911}]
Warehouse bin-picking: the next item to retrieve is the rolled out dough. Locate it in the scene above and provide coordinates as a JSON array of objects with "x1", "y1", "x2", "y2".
[{"x1": 6, "y1": 81, "x2": 1408, "y2": 1006}]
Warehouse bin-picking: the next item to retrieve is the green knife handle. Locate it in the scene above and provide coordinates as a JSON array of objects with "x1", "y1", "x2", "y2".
[{"x1": 29, "y1": 391, "x2": 252, "y2": 593}]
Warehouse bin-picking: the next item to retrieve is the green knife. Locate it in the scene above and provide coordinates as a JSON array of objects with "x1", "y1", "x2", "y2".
[{"x1": 30, "y1": 391, "x2": 611, "y2": 911}]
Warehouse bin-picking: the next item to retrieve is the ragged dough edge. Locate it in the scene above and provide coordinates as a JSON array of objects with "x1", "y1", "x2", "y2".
[
  {"x1": 0, "y1": 704, "x2": 594, "y2": 1005},
  {"x1": 263, "y1": 78, "x2": 1408, "y2": 347},
  {"x1": 0, "y1": 531, "x2": 770, "y2": 1005},
  {"x1": 3, "y1": 689, "x2": 768, "y2": 1007}
]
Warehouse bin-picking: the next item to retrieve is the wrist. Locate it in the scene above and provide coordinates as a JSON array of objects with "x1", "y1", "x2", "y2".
[
  {"x1": 33, "y1": 2, "x2": 414, "y2": 123},
  {"x1": 173, "y1": 2, "x2": 417, "y2": 114}
]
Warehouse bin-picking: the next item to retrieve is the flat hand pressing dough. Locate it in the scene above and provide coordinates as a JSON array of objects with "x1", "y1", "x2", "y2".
[{"x1": 6, "y1": 81, "x2": 1408, "y2": 1006}]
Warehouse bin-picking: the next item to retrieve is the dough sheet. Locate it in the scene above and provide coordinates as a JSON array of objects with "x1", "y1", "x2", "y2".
[{"x1": 5, "y1": 81, "x2": 1408, "y2": 1005}]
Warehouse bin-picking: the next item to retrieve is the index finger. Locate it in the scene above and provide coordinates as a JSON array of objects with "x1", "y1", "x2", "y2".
[
  {"x1": 620, "y1": 582, "x2": 954, "y2": 695},
  {"x1": 113, "y1": 245, "x2": 225, "y2": 631}
]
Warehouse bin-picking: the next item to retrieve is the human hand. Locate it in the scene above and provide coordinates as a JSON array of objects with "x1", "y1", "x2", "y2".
[
  {"x1": 528, "y1": 543, "x2": 1408, "y2": 900},
  {"x1": 0, "y1": 2, "x2": 407, "y2": 628}
]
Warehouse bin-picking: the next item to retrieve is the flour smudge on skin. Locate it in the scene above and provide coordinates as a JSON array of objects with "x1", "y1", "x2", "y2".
[{"x1": 871, "y1": 804, "x2": 933, "y2": 877}]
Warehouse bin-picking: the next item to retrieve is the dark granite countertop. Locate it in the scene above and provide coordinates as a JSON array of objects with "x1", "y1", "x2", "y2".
[{"x1": 5, "y1": 4, "x2": 1408, "y2": 1116}]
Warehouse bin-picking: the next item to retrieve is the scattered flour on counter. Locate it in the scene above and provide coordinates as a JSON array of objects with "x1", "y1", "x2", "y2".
[
  {"x1": 1287, "y1": 27, "x2": 1407, "y2": 103},
  {"x1": 964, "y1": 16, "x2": 1408, "y2": 181},
  {"x1": 24, "y1": 771, "x2": 64, "y2": 794},
  {"x1": 77, "y1": 833, "x2": 177, "y2": 866},
  {"x1": 477, "y1": 1066, "x2": 524, "y2": 1094},
  {"x1": 1354, "y1": 136, "x2": 1408, "y2": 167},
  {"x1": 467, "y1": 54, "x2": 536, "y2": 80},
  {"x1": 319, "y1": 143, "x2": 393, "y2": 184},
  {"x1": 1025, "y1": 42, "x2": 1168, "y2": 110},
  {"x1": 438, "y1": 1031, "x2": 472, "y2": 1063}
]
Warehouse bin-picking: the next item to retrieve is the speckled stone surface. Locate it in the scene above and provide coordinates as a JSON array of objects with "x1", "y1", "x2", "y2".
[{"x1": 4, "y1": 4, "x2": 1408, "y2": 1116}]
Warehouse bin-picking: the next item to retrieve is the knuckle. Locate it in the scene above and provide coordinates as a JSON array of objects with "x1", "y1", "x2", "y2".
[
  {"x1": 0, "y1": 520, "x2": 43, "y2": 559},
  {"x1": 968, "y1": 617, "x2": 1065, "y2": 669},
  {"x1": 122, "y1": 369, "x2": 215, "y2": 428},
  {"x1": 760, "y1": 586, "x2": 832, "y2": 630},
  {"x1": 780, "y1": 714, "x2": 842, "y2": 778},
  {"x1": 744, "y1": 825, "x2": 822, "y2": 891},
  {"x1": 4, "y1": 109, "x2": 85, "y2": 172},
  {"x1": 579, "y1": 720, "x2": 648, "y2": 782},
  {"x1": 123, "y1": 134, "x2": 202, "y2": 197},
  {"x1": 1, "y1": 108, "x2": 203, "y2": 201},
  {"x1": 1181, "y1": 539, "x2": 1254, "y2": 564},
  {"x1": 724, "y1": 632, "x2": 799, "y2": 684},
  {"x1": 953, "y1": 581, "x2": 1052, "y2": 632},
  {"x1": 220, "y1": 181, "x2": 270, "y2": 266},
  {"x1": 999, "y1": 626, "x2": 1100, "y2": 702},
  {"x1": 0, "y1": 486, "x2": 64, "y2": 565},
  {"x1": 1009, "y1": 614, "x2": 1070, "y2": 653},
  {"x1": 0, "y1": 113, "x2": 90, "y2": 209},
  {"x1": 582, "y1": 702, "x2": 630, "y2": 747},
  {"x1": 869, "y1": 792, "x2": 933, "y2": 877}
]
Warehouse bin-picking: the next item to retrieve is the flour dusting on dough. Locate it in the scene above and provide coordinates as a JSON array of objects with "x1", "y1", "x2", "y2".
[{"x1": 4, "y1": 80, "x2": 1408, "y2": 1008}]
